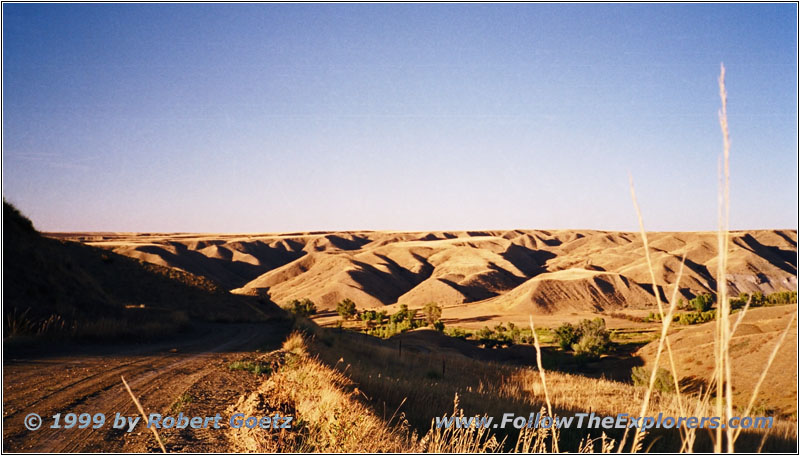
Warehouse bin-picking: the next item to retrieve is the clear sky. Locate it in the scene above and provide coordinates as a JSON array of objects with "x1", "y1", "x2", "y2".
[{"x1": 3, "y1": 4, "x2": 797, "y2": 232}]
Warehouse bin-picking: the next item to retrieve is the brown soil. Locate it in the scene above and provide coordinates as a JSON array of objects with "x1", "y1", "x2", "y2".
[{"x1": 3, "y1": 322, "x2": 289, "y2": 452}]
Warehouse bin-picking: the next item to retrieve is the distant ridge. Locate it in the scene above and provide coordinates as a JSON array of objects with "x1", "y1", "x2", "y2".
[{"x1": 56, "y1": 229, "x2": 798, "y2": 313}]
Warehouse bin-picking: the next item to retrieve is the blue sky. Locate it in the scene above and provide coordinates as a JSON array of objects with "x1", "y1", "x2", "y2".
[{"x1": 3, "y1": 4, "x2": 797, "y2": 232}]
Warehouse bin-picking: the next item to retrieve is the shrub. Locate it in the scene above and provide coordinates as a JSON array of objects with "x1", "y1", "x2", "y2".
[
  {"x1": 474, "y1": 326, "x2": 495, "y2": 344},
  {"x1": 690, "y1": 293, "x2": 714, "y2": 312},
  {"x1": 675, "y1": 310, "x2": 715, "y2": 325},
  {"x1": 631, "y1": 366, "x2": 675, "y2": 393},
  {"x1": 390, "y1": 304, "x2": 411, "y2": 324},
  {"x1": 423, "y1": 302, "x2": 442, "y2": 326},
  {"x1": 729, "y1": 293, "x2": 749, "y2": 310},
  {"x1": 768, "y1": 290, "x2": 797, "y2": 305},
  {"x1": 572, "y1": 333, "x2": 609, "y2": 359},
  {"x1": 572, "y1": 318, "x2": 612, "y2": 359},
  {"x1": 555, "y1": 318, "x2": 613, "y2": 359},
  {"x1": 283, "y1": 298, "x2": 317, "y2": 317},
  {"x1": 360, "y1": 310, "x2": 379, "y2": 322},
  {"x1": 336, "y1": 298, "x2": 357, "y2": 320},
  {"x1": 229, "y1": 360, "x2": 271, "y2": 376},
  {"x1": 554, "y1": 323, "x2": 579, "y2": 350},
  {"x1": 445, "y1": 327, "x2": 468, "y2": 339},
  {"x1": 361, "y1": 305, "x2": 425, "y2": 338},
  {"x1": 730, "y1": 290, "x2": 796, "y2": 310},
  {"x1": 433, "y1": 320, "x2": 445, "y2": 332}
]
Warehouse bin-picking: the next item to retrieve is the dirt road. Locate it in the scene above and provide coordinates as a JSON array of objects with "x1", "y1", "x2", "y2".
[{"x1": 3, "y1": 321, "x2": 290, "y2": 452}]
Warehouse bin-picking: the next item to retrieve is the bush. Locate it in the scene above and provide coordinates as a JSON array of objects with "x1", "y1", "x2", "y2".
[
  {"x1": 390, "y1": 304, "x2": 412, "y2": 324},
  {"x1": 423, "y1": 302, "x2": 442, "y2": 326},
  {"x1": 572, "y1": 318, "x2": 612, "y2": 359},
  {"x1": 283, "y1": 298, "x2": 317, "y2": 317},
  {"x1": 675, "y1": 310, "x2": 715, "y2": 325},
  {"x1": 768, "y1": 290, "x2": 797, "y2": 305},
  {"x1": 572, "y1": 333, "x2": 610, "y2": 359},
  {"x1": 554, "y1": 323, "x2": 579, "y2": 350},
  {"x1": 476, "y1": 326, "x2": 493, "y2": 342},
  {"x1": 360, "y1": 305, "x2": 425, "y2": 338},
  {"x1": 631, "y1": 366, "x2": 675, "y2": 393},
  {"x1": 729, "y1": 293, "x2": 749, "y2": 310},
  {"x1": 730, "y1": 290, "x2": 796, "y2": 309},
  {"x1": 336, "y1": 298, "x2": 357, "y2": 320},
  {"x1": 445, "y1": 327, "x2": 468, "y2": 339},
  {"x1": 360, "y1": 310, "x2": 385, "y2": 329},
  {"x1": 690, "y1": 293, "x2": 714, "y2": 312},
  {"x1": 554, "y1": 318, "x2": 613, "y2": 359},
  {"x1": 433, "y1": 320, "x2": 445, "y2": 332}
]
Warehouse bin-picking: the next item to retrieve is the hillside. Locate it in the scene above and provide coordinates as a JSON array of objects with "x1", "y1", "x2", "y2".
[
  {"x1": 3, "y1": 202, "x2": 281, "y2": 342},
  {"x1": 636, "y1": 304, "x2": 798, "y2": 418},
  {"x1": 56, "y1": 229, "x2": 797, "y2": 314}
]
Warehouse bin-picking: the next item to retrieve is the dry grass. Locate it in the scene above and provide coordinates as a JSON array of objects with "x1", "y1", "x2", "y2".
[
  {"x1": 262, "y1": 323, "x2": 796, "y2": 453},
  {"x1": 282, "y1": 330, "x2": 308, "y2": 357},
  {"x1": 227, "y1": 335, "x2": 414, "y2": 452},
  {"x1": 304, "y1": 328, "x2": 695, "y2": 451},
  {"x1": 227, "y1": 283, "x2": 795, "y2": 452}
]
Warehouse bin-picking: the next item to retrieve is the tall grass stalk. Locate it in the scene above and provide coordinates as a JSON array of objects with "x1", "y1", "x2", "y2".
[
  {"x1": 121, "y1": 375, "x2": 167, "y2": 453},
  {"x1": 529, "y1": 315, "x2": 558, "y2": 453},
  {"x1": 624, "y1": 179, "x2": 687, "y2": 453},
  {"x1": 627, "y1": 175, "x2": 686, "y2": 408},
  {"x1": 715, "y1": 62, "x2": 734, "y2": 453}
]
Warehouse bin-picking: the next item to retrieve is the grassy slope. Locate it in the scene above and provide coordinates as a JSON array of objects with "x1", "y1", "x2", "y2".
[
  {"x1": 637, "y1": 304, "x2": 798, "y2": 418},
  {"x1": 220, "y1": 327, "x2": 796, "y2": 452},
  {"x1": 285, "y1": 322, "x2": 795, "y2": 453}
]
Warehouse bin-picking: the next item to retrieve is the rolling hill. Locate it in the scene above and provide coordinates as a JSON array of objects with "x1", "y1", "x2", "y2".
[{"x1": 51, "y1": 229, "x2": 797, "y2": 314}]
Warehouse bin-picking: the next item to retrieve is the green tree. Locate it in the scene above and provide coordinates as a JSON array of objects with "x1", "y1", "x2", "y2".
[
  {"x1": 690, "y1": 293, "x2": 713, "y2": 312},
  {"x1": 391, "y1": 304, "x2": 409, "y2": 323},
  {"x1": 554, "y1": 323, "x2": 579, "y2": 350},
  {"x1": 572, "y1": 318, "x2": 612, "y2": 359},
  {"x1": 336, "y1": 298, "x2": 357, "y2": 320},
  {"x1": 423, "y1": 302, "x2": 442, "y2": 326}
]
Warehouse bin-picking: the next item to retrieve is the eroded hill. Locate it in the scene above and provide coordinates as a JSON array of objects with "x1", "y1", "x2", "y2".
[{"x1": 51, "y1": 229, "x2": 797, "y2": 314}]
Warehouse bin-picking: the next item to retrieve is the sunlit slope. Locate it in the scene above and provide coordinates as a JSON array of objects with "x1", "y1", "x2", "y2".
[
  {"x1": 636, "y1": 304, "x2": 798, "y2": 418},
  {"x1": 57, "y1": 229, "x2": 797, "y2": 313}
]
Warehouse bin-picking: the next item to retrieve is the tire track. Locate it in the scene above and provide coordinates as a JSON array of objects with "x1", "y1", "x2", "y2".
[{"x1": 3, "y1": 322, "x2": 286, "y2": 452}]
